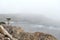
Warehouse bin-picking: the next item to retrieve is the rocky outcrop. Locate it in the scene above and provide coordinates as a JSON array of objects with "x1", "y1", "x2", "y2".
[
  {"x1": 0, "y1": 25, "x2": 57, "y2": 40},
  {"x1": 34, "y1": 32, "x2": 57, "y2": 40},
  {"x1": 0, "y1": 25, "x2": 18, "y2": 40}
]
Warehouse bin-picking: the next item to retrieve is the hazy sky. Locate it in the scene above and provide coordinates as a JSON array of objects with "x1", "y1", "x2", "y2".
[{"x1": 0, "y1": 0, "x2": 60, "y2": 20}]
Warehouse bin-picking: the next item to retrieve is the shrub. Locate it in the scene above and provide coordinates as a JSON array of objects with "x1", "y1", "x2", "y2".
[{"x1": 0, "y1": 22, "x2": 6, "y2": 25}]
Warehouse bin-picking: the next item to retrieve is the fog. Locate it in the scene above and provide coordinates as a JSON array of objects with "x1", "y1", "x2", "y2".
[
  {"x1": 0, "y1": 0, "x2": 60, "y2": 40},
  {"x1": 0, "y1": 0, "x2": 60, "y2": 20},
  {"x1": 0, "y1": 14, "x2": 60, "y2": 40}
]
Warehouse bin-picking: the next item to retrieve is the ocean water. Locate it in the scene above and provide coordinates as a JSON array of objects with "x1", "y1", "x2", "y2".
[{"x1": 11, "y1": 22, "x2": 60, "y2": 40}]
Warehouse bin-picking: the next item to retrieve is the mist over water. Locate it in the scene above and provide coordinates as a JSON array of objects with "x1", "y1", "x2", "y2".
[
  {"x1": 0, "y1": 14, "x2": 59, "y2": 40},
  {"x1": 11, "y1": 22, "x2": 60, "y2": 40},
  {"x1": 0, "y1": 0, "x2": 60, "y2": 40}
]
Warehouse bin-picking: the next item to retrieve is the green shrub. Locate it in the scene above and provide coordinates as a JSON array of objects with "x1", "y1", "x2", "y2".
[{"x1": 0, "y1": 22, "x2": 6, "y2": 25}]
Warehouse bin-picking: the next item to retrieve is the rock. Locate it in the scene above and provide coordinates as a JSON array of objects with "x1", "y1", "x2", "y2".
[
  {"x1": 0, "y1": 33, "x2": 11, "y2": 40},
  {"x1": 0, "y1": 25, "x2": 18, "y2": 40},
  {"x1": 34, "y1": 32, "x2": 57, "y2": 40},
  {"x1": 0, "y1": 25, "x2": 57, "y2": 40},
  {"x1": 2, "y1": 25, "x2": 24, "y2": 34}
]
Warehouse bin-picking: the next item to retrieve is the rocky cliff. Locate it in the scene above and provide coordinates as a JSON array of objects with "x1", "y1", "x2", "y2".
[{"x1": 0, "y1": 25, "x2": 57, "y2": 40}]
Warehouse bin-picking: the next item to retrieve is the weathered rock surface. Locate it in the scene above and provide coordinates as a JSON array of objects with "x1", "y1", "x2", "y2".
[
  {"x1": 0, "y1": 33, "x2": 11, "y2": 40},
  {"x1": 0, "y1": 25, "x2": 57, "y2": 40}
]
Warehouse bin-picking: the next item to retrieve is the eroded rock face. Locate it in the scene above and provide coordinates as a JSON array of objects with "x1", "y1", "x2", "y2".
[
  {"x1": 2, "y1": 25, "x2": 24, "y2": 34},
  {"x1": 34, "y1": 32, "x2": 57, "y2": 40},
  {"x1": 0, "y1": 33, "x2": 11, "y2": 40},
  {"x1": 1, "y1": 25, "x2": 57, "y2": 40}
]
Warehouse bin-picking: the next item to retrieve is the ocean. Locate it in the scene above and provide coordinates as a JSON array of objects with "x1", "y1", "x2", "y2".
[{"x1": 11, "y1": 22, "x2": 60, "y2": 40}]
